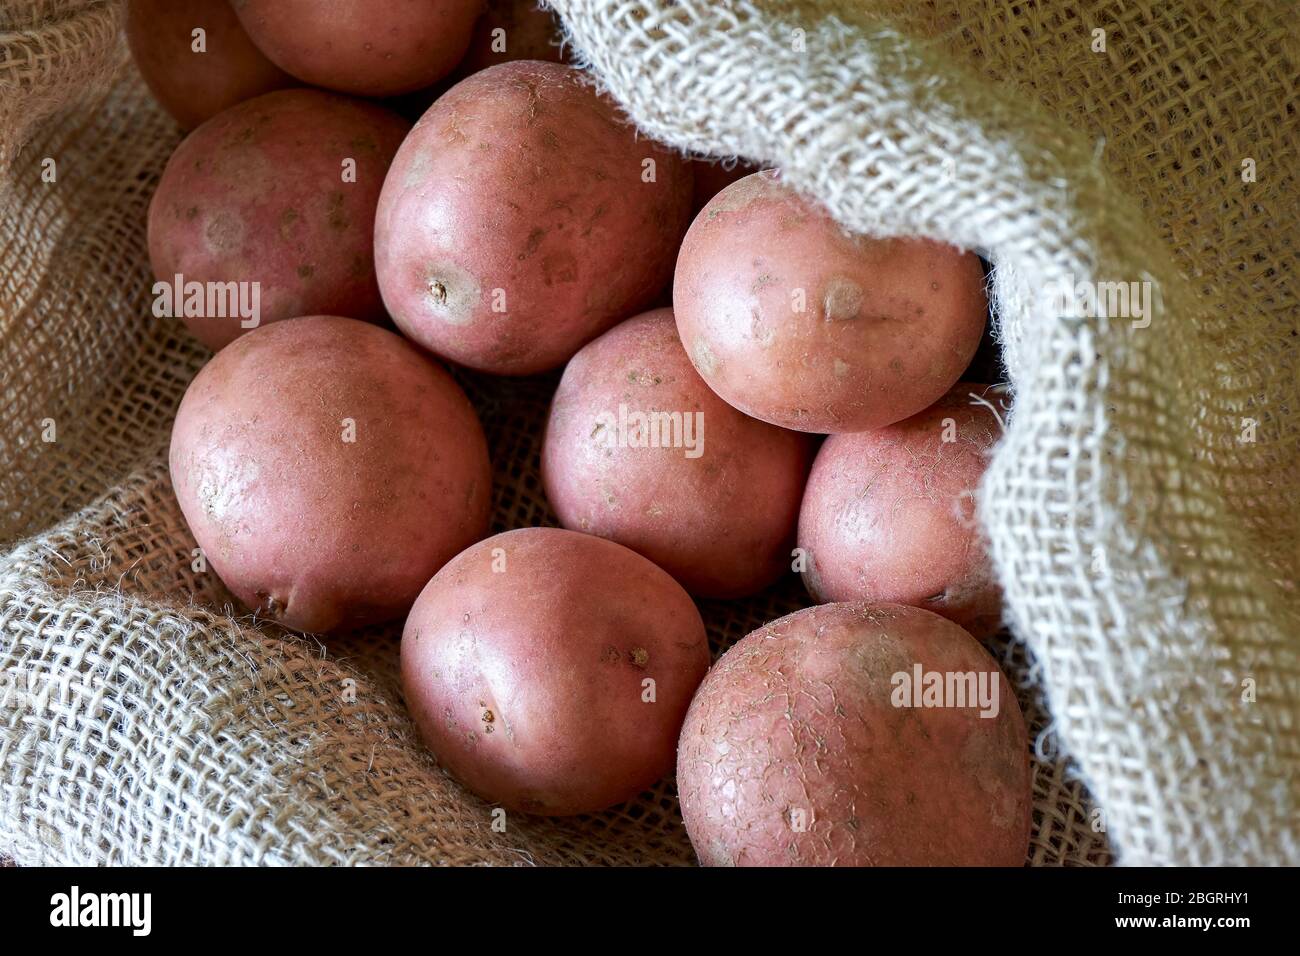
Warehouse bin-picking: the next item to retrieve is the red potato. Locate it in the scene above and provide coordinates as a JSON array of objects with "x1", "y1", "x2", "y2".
[
  {"x1": 674, "y1": 170, "x2": 988, "y2": 433},
  {"x1": 148, "y1": 88, "x2": 409, "y2": 351},
  {"x1": 401, "y1": 527, "x2": 710, "y2": 815},
  {"x1": 127, "y1": 0, "x2": 294, "y2": 130},
  {"x1": 677, "y1": 602, "x2": 1032, "y2": 866},
  {"x1": 799, "y1": 384, "x2": 1004, "y2": 638},
  {"x1": 231, "y1": 0, "x2": 484, "y2": 97},
  {"x1": 542, "y1": 308, "x2": 812, "y2": 598},
  {"x1": 374, "y1": 60, "x2": 694, "y2": 375},
  {"x1": 169, "y1": 316, "x2": 491, "y2": 633}
]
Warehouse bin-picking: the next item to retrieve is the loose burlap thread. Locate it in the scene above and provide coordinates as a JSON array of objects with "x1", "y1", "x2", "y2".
[{"x1": 1, "y1": 0, "x2": 1295, "y2": 865}]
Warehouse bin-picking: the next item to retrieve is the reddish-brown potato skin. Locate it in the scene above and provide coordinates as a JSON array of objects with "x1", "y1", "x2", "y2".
[
  {"x1": 127, "y1": 0, "x2": 294, "y2": 130},
  {"x1": 677, "y1": 603, "x2": 1031, "y2": 866},
  {"x1": 374, "y1": 61, "x2": 694, "y2": 376},
  {"x1": 674, "y1": 170, "x2": 988, "y2": 433},
  {"x1": 401, "y1": 527, "x2": 710, "y2": 815},
  {"x1": 456, "y1": 0, "x2": 566, "y2": 77},
  {"x1": 542, "y1": 309, "x2": 812, "y2": 598},
  {"x1": 231, "y1": 0, "x2": 483, "y2": 97},
  {"x1": 169, "y1": 316, "x2": 491, "y2": 633},
  {"x1": 799, "y1": 384, "x2": 1004, "y2": 638},
  {"x1": 148, "y1": 89, "x2": 409, "y2": 351}
]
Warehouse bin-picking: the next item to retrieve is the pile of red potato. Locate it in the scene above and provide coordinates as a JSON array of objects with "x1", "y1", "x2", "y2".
[{"x1": 135, "y1": 0, "x2": 1030, "y2": 866}]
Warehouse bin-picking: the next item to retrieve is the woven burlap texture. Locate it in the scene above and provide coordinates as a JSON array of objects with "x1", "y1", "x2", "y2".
[{"x1": 1, "y1": 0, "x2": 1294, "y2": 865}]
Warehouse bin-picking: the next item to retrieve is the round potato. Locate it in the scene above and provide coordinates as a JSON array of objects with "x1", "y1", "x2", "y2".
[
  {"x1": 148, "y1": 89, "x2": 409, "y2": 351},
  {"x1": 231, "y1": 0, "x2": 483, "y2": 97},
  {"x1": 401, "y1": 527, "x2": 710, "y2": 815},
  {"x1": 127, "y1": 0, "x2": 294, "y2": 130},
  {"x1": 799, "y1": 383, "x2": 1003, "y2": 638},
  {"x1": 542, "y1": 308, "x2": 812, "y2": 597},
  {"x1": 674, "y1": 170, "x2": 988, "y2": 432},
  {"x1": 677, "y1": 602, "x2": 1031, "y2": 866},
  {"x1": 169, "y1": 316, "x2": 491, "y2": 633},
  {"x1": 374, "y1": 60, "x2": 694, "y2": 375}
]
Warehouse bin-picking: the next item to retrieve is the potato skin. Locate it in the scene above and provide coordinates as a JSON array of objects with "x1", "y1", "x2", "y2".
[
  {"x1": 799, "y1": 384, "x2": 1003, "y2": 638},
  {"x1": 542, "y1": 308, "x2": 812, "y2": 598},
  {"x1": 147, "y1": 89, "x2": 409, "y2": 351},
  {"x1": 456, "y1": 0, "x2": 566, "y2": 77},
  {"x1": 127, "y1": 0, "x2": 294, "y2": 130},
  {"x1": 674, "y1": 170, "x2": 987, "y2": 433},
  {"x1": 374, "y1": 61, "x2": 694, "y2": 375},
  {"x1": 677, "y1": 603, "x2": 1031, "y2": 866},
  {"x1": 231, "y1": 0, "x2": 484, "y2": 97},
  {"x1": 401, "y1": 527, "x2": 710, "y2": 815},
  {"x1": 169, "y1": 316, "x2": 491, "y2": 633}
]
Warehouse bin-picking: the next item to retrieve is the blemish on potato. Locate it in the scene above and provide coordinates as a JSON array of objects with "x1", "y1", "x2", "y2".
[
  {"x1": 517, "y1": 227, "x2": 546, "y2": 260},
  {"x1": 541, "y1": 250, "x2": 578, "y2": 285},
  {"x1": 254, "y1": 589, "x2": 283, "y2": 618},
  {"x1": 692, "y1": 339, "x2": 718, "y2": 376},
  {"x1": 422, "y1": 262, "x2": 481, "y2": 325},
  {"x1": 203, "y1": 211, "x2": 244, "y2": 252},
  {"x1": 823, "y1": 277, "x2": 864, "y2": 321},
  {"x1": 627, "y1": 647, "x2": 650, "y2": 668}
]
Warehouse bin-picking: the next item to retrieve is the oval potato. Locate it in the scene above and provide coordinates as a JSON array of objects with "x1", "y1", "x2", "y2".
[
  {"x1": 401, "y1": 527, "x2": 710, "y2": 815},
  {"x1": 542, "y1": 308, "x2": 812, "y2": 597},
  {"x1": 800, "y1": 384, "x2": 1004, "y2": 638},
  {"x1": 148, "y1": 88, "x2": 409, "y2": 351},
  {"x1": 375, "y1": 61, "x2": 694, "y2": 375},
  {"x1": 169, "y1": 316, "x2": 491, "y2": 632},
  {"x1": 674, "y1": 170, "x2": 987, "y2": 433},
  {"x1": 677, "y1": 602, "x2": 1032, "y2": 866}
]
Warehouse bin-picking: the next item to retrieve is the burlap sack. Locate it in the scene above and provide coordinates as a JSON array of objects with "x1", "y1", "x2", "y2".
[{"x1": 1, "y1": 0, "x2": 1294, "y2": 865}]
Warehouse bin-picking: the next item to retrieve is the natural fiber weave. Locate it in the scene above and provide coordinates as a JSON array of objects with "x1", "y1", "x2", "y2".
[{"x1": 1, "y1": 0, "x2": 1294, "y2": 865}]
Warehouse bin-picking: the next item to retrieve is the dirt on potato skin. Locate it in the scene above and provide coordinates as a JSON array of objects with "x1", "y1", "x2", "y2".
[{"x1": 677, "y1": 602, "x2": 1032, "y2": 866}]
